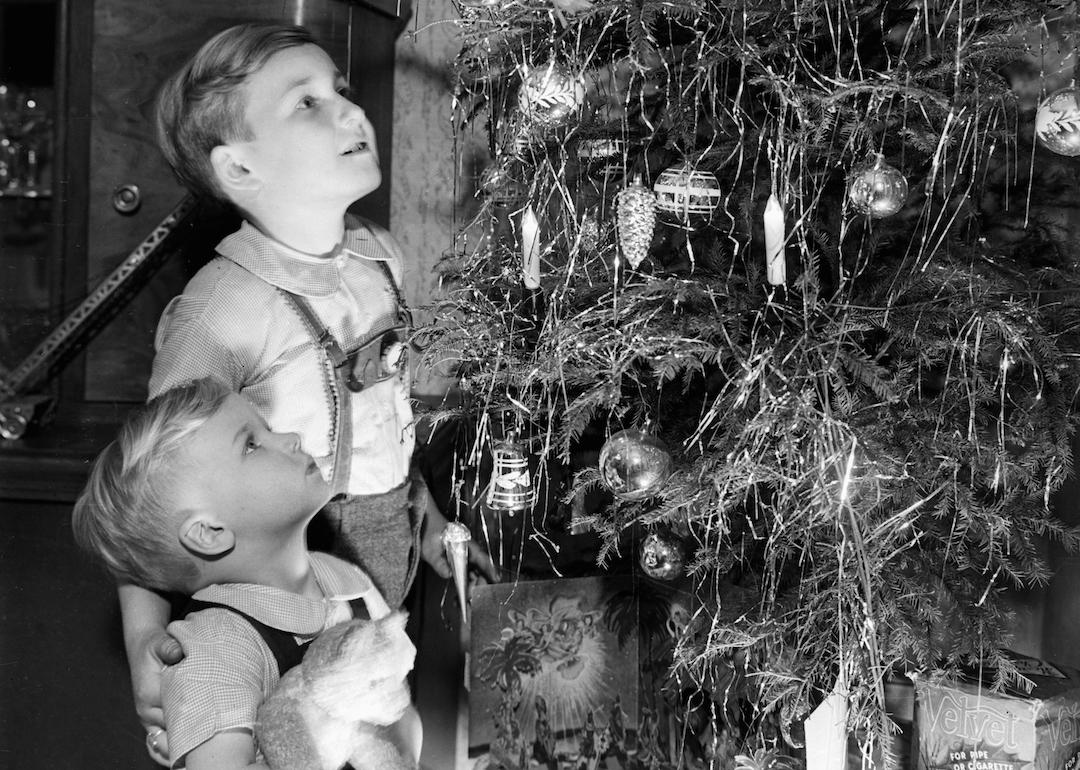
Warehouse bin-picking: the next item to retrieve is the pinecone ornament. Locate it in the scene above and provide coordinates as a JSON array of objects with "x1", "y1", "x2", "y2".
[{"x1": 616, "y1": 175, "x2": 656, "y2": 268}]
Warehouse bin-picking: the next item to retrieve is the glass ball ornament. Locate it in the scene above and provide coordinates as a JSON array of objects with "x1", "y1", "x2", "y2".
[
  {"x1": 640, "y1": 532, "x2": 685, "y2": 581},
  {"x1": 652, "y1": 162, "x2": 723, "y2": 223},
  {"x1": 1035, "y1": 87, "x2": 1080, "y2": 157},
  {"x1": 518, "y1": 62, "x2": 586, "y2": 128},
  {"x1": 847, "y1": 153, "x2": 909, "y2": 219},
  {"x1": 599, "y1": 429, "x2": 672, "y2": 500}
]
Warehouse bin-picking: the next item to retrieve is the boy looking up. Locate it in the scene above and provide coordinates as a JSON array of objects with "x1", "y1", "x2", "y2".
[
  {"x1": 122, "y1": 23, "x2": 494, "y2": 762},
  {"x1": 73, "y1": 378, "x2": 419, "y2": 770}
]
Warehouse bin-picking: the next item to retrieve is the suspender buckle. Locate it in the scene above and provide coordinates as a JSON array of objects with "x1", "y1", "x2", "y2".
[{"x1": 344, "y1": 326, "x2": 409, "y2": 393}]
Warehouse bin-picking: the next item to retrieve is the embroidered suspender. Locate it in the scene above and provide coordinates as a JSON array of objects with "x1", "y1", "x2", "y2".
[
  {"x1": 279, "y1": 291, "x2": 355, "y2": 497},
  {"x1": 279, "y1": 259, "x2": 410, "y2": 496}
]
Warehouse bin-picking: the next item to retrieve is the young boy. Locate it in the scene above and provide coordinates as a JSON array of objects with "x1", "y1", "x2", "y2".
[
  {"x1": 121, "y1": 23, "x2": 494, "y2": 761},
  {"x1": 73, "y1": 378, "x2": 420, "y2": 770}
]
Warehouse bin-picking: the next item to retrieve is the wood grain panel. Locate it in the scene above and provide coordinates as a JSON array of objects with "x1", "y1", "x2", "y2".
[{"x1": 390, "y1": 0, "x2": 463, "y2": 311}]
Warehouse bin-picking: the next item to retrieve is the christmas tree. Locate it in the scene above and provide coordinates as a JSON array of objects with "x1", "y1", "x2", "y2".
[{"x1": 421, "y1": 0, "x2": 1080, "y2": 762}]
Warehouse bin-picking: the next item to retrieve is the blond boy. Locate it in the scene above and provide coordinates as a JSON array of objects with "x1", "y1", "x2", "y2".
[{"x1": 74, "y1": 378, "x2": 419, "y2": 769}]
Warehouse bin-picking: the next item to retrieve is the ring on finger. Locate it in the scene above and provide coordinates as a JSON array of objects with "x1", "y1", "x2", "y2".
[{"x1": 146, "y1": 728, "x2": 164, "y2": 751}]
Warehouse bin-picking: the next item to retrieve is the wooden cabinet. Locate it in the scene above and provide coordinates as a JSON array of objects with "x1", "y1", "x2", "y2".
[
  {"x1": 0, "y1": 0, "x2": 408, "y2": 499},
  {"x1": 0, "y1": 1, "x2": 61, "y2": 398}
]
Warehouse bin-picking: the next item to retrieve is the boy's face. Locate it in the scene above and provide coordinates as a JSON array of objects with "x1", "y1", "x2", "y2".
[
  {"x1": 176, "y1": 394, "x2": 331, "y2": 533},
  {"x1": 233, "y1": 43, "x2": 380, "y2": 208}
]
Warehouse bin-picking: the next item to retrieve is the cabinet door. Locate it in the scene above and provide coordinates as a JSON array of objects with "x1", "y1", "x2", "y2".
[{"x1": 75, "y1": 0, "x2": 402, "y2": 402}]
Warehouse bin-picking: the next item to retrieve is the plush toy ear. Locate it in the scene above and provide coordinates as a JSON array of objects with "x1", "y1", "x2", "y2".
[
  {"x1": 179, "y1": 513, "x2": 236, "y2": 558},
  {"x1": 383, "y1": 611, "x2": 408, "y2": 634}
]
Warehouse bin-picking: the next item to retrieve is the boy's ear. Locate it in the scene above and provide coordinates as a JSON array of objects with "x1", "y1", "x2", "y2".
[
  {"x1": 209, "y1": 144, "x2": 260, "y2": 196},
  {"x1": 179, "y1": 513, "x2": 236, "y2": 558}
]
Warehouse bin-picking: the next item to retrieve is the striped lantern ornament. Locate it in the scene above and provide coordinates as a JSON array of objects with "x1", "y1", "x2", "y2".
[
  {"x1": 652, "y1": 162, "x2": 723, "y2": 223},
  {"x1": 577, "y1": 137, "x2": 626, "y2": 181},
  {"x1": 486, "y1": 433, "x2": 535, "y2": 512}
]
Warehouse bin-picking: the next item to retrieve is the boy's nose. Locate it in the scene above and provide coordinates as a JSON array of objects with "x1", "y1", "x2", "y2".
[
  {"x1": 338, "y1": 95, "x2": 362, "y2": 120},
  {"x1": 275, "y1": 432, "x2": 302, "y2": 453},
  {"x1": 341, "y1": 100, "x2": 369, "y2": 130}
]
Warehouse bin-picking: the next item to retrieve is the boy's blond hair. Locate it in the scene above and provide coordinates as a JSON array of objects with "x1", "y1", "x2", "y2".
[
  {"x1": 155, "y1": 23, "x2": 317, "y2": 202},
  {"x1": 72, "y1": 378, "x2": 233, "y2": 593}
]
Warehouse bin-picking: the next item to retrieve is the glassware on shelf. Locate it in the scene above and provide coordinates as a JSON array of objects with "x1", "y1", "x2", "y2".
[
  {"x1": 0, "y1": 83, "x2": 53, "y2": 197},
  {"x1": 0, "y1": 84, "x2": 17, "y2": 189}
]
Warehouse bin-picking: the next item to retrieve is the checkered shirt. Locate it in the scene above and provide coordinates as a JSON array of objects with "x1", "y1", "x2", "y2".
[
  {"x1": 149, "y1": 215, "x2": 415, "y2": 494},
  {"x1": 162, "y1": 552, "x2": 389, "y2": 766}
]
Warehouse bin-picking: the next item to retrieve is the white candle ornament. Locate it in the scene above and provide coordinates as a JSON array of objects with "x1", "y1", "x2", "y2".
[
  {"x1": 764, "y1": 192, "x2": 786, "y2": 286},
  {"x1": 442, "y1": 521, "x2": 472, "y2": 623},
  {"x1": 521, "y1": 205, "x2": 541, "y2": 289},
  {"x1": 804, "y1": 676, "x2": 848, "y2": 770}
]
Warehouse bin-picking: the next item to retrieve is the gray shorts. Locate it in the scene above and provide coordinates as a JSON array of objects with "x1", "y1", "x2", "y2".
[{"x1": 319, "y1": 480, "x2": 421, "y2": 609}]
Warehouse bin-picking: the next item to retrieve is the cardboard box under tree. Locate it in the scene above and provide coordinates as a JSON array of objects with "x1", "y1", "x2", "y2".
[
  {"x1": 467, "y1": 575, "x2": 642, "y2": 770},
  {"x1": 914, "y1": 653, "x2": 1080, "y2": 770}
]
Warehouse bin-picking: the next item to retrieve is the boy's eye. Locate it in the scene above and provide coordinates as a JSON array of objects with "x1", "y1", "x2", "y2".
[
  {"x1": 298, "y1": 95, "x2": 316, "y2": 110},
  {"x1": 337, "y1": 84, "x2": 355, "y2": 100},
  {"x1": 243, "y1": 436, "x2": 260, "y2": 454}
]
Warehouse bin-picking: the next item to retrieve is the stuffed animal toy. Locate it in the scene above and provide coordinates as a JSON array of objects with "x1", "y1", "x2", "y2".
[{"x1": 255, "y1": 611, "x2": 419, "y2": 770}]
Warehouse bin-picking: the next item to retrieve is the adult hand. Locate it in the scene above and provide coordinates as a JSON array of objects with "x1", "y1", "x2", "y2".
[
  {"x1": 418, "y1": 498, "x2": 499, "y2": 585},
  {"x1": 131, "y1": 629, "x2": 185, "y2": 766}
]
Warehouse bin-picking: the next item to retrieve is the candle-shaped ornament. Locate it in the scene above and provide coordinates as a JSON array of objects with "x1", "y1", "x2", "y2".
[
  {"x1": 521, "y1": 205, "x2": 541, "y2": 289},
  {"x1": 442, "y1": 521, "x2": 472, "y2": 623},
  {"x1": 805, "y1": 674, "x2": 848, "y2": 770},
  {"x1": 764, "y1": 193, "x2": 786, "y2": 286}
]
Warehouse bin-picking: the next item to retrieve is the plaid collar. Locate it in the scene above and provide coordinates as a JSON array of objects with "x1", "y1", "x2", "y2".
[
  {"x1": 192, "y1": 552, "x2": 375, "y2": 635},
  {"x1": 216, "y1": 215, "x2": 390, "y2": 299}
]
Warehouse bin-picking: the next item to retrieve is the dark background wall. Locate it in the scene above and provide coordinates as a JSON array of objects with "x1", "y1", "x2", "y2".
[{"x1": 0, "y1": 500, "x2": 155, "y2": 767}]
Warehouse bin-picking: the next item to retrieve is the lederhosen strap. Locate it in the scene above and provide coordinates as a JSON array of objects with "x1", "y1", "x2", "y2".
[
  {"x1": 280, "y1": 292, "x2": 356, "y2": 497},
  {"x1": 279, "y1": 259, "x2": 409, "y2": 497},
  {"x1": 182, "y1": 597, "x2": 371, "y2": 677}
]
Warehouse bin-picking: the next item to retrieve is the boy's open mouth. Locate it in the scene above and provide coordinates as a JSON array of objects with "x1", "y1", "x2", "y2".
[{"x1": 342, "y1": 141, "x2": 369, "y2": 155}]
